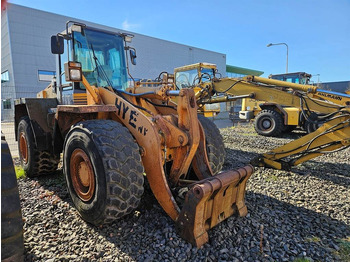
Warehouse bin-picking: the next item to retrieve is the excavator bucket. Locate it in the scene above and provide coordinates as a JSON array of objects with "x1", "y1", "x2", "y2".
[{"x1": 176, "y1": 165, "x2": 254, "y2": 247}]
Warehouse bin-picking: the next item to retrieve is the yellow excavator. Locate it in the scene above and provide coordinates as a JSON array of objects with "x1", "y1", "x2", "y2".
[
  {"x1": 239, "y1": 72, "x2": 350, "y2": 136},
  {"x1": 15, "y1": 22, "x2": 253, "y2": 247},
  {"x1": 173, "y1": 62, "x2": 350, "y2": 170}
]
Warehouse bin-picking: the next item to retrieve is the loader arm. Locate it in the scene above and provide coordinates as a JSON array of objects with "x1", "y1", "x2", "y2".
[{"x1": 78, "y1": 75, "x2": 254, "y2": 247}]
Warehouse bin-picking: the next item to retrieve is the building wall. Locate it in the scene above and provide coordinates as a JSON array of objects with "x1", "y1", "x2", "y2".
[
  {"x1": 1, "y1": 9, "x2": 15, "y2": 120},
  {"x1": 1, "y1": 4, "x2": 226, "y2": 120}
]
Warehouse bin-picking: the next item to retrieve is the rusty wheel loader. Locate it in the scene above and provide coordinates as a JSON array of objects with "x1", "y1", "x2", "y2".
[
  {"x1": 173, "y1": 63, "x2": 350, "y2": 170},
  {"x1": 15, "y1": 22, "x2": 254, "y2": 247}
]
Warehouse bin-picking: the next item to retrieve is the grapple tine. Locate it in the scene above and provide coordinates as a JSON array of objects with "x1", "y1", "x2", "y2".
[{"x1": 176, "y1": 165, "x2": 254, "y2": 247}]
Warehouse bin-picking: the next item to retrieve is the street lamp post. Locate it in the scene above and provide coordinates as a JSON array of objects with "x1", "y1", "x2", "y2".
[{"x1": 267, "y1": 43, "x2": 289, "y2": 73}]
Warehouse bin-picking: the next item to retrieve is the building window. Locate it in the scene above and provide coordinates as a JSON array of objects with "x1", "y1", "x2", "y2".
[
  {"x1": 38, "y1": 70, "x2": 55, "y2": 81},
  {"x1": 1, "y1": 71, "x2": 9, "y2": 83},
  {"x1": 2, "y1": 99, "x2": 11, "y2": 109}
]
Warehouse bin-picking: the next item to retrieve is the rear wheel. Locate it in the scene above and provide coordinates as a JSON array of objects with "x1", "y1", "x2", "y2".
[
  {"x1": 63, "y1": 120, "x2": 144, "y2": 225},
  {"x1": 198, "y1": 115, "x2": 225, "y2": 175},
  {"x1": 17, "y1": 116, "x2": 59, "y2": 177},
  {"x1": 254, "y1": 109, "x2": 284, "y2": 137},
  {"x1": 304, "y1": 119, "x2": 324, "y2": 134},
  {"x1": 1, "y1": 134, "x2": 24, "y2": 262}
]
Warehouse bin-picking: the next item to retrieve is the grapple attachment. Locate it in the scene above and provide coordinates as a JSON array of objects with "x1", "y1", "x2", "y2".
[{"x1": 176, "y1": 165, "x2": 254, "y2": 247}]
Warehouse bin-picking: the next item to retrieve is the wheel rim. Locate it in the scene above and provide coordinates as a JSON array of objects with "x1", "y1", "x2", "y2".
[
  {"x1": 260, "y1": 117, "x2": 274, "y2": 131},
  {"x1": 70, "y1": 149, "x2": 95, "y2": 202},
  {"x1": 19, "y1": 132, "x2": 28, "y2": 164}
]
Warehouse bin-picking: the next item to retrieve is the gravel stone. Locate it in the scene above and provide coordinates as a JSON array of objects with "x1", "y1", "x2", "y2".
[{"x1": 17, "y1": 123, "x2": 349, "y2": 261}]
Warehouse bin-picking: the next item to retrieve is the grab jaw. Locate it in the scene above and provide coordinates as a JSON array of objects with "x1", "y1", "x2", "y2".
[{"x1": 176, "y1": 165, "x2": 254, "y2": 247}]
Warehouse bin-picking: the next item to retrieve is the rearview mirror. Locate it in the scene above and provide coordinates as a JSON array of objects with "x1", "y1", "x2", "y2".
[
  {"x1": 130, "y1": 49, "x2": 137, "y2": 65},
  {"x1": 51, "y1": 35, "x2": 64, "y2": 54}
]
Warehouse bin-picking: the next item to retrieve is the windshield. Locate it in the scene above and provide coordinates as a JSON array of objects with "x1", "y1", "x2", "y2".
[
  {"x1": 175, "y1": 67, "x2": 214, "y2": 89},
  {"x1": 271, "y1": 74, "x2": 309, "y2": 85},
  {"x1": 73, "y1": 28, "x2": 128, "y2": 90}
]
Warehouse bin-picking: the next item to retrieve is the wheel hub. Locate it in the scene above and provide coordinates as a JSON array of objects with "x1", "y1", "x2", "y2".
[
  {"x1": 19, "y1": 132, "x2": 28, "y2": 164},
  {"x1": 70, "y1": 149, "x2": 95, "y2": 202},
  {"x1": 262, "y1": 119, "x2": 272, "y2": 129}
]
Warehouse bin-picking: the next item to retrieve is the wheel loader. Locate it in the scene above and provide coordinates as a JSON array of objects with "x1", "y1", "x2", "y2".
[
  {"x1": 14, "y1": 22, "x2": 254, "y2": 247},
  {"x1": 172, "y1": 62, "x2": 350, "y2": 170}
]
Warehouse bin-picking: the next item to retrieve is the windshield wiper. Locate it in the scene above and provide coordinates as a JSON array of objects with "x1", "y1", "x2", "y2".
[{"x1": 89, "y1": 43, "x2": 114, "y2": 90}]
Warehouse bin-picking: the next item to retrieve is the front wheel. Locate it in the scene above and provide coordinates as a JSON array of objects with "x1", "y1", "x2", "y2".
[
  {"x1": 198, "y1": 115, "x2": 225, "y2": 175},
  {"x1": 63, "y1": 120, "x2": 144, "y2": 225},
  {"x1": 254, "y1": 109, "x2": 284, "y2": 137}
]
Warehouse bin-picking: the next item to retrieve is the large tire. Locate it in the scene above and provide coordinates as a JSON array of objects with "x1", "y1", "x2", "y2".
[
  {"x1": 254, "y1": 109, "x2": 284, "y2": 137},
  {"x1": 198, "y1": 115, "x2": 225, "y2": 175},
  {"x1": 63, "y1": 120, "x2": 144, "y2": 225},
  {"x1": 17, "y1": 116, "x2": 59, "y2": 177},
  {"x1": 1, "y1": 134, "x2": 24, "y2": 262},
  {"x1": 304, "y1": 118, "x2": 323, "y2": 134}
]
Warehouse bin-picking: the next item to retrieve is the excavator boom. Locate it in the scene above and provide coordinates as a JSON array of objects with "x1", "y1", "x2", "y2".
[{"x1": 174, "y1": 63, "x2": 350, "y2": 171}]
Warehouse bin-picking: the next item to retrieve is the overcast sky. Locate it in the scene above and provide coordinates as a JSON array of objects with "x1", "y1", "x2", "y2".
[{"x1": 8, "y1": 0, "x2": 350, "y2": 83}]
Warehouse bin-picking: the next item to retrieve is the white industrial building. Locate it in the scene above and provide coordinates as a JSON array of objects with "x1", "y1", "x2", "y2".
[
  {"x1": 1, "y1": 4, "x2": 228, "y2": 121},
  {"x1": 1, "y1": 4, "x2": 264, "y2": 121}
]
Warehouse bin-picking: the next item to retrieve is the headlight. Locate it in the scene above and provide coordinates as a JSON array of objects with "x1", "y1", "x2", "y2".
[
  {"x1": 64, "y1": 61, "x2": 82, "y2": 82},
  {"x1": 70, "y1": 69, "x2": 82, "y2": 81}
]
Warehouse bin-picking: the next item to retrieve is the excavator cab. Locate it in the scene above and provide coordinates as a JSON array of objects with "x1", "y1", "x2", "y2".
[{"x1": 269, "y1": 72, "x2": 312, "y2": 85}]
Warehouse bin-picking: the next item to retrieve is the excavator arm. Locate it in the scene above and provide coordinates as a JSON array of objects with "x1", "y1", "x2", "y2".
[
  {"x1": 251, "y1": 111, "x2": 350, "y2": 170},
  {"x1": 212, "y1": 76, "x2": 343, "y2": 115},
  {"x1": 186, "y1": 65, "x2": 350, "y2": 171}
]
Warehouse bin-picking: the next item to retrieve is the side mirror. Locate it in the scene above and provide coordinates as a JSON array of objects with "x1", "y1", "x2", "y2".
[
  {"x1": 51, "y1": 35, "x2": 64, "y2": 54},
  {"x1": 130, "y1": 49, "x2": 137, "y2": 65}
]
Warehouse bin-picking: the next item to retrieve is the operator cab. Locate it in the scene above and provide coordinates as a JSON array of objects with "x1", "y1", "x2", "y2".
[
  {"x1": 174, "y1": 63, "x2": 216, "y2": 89},
  {"x1": 173, "y1": 62, "x2": 220, "y2": 117},
  {"x1": 51, "y1": 22, "x2": 136, "y2": 105},
  {"x1": 269, "y1": 72, "x2": 312, "y2": 85}
]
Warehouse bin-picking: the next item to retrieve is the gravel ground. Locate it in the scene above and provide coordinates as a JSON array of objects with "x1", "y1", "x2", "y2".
[{"x1": 17, "y1": 123, "x2": 350, "y2": 261}]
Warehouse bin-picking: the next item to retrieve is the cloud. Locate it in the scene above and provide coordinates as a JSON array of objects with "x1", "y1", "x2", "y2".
[{"x1": 122, "y1": 19, "x2": 140, "y2": 31}]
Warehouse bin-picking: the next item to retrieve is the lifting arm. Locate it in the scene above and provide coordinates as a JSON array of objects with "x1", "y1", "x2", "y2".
[
  {"x1": 207, "y1": 74, "x2": 350, "y2": 170},
  {"x1": 251, "y1": 110, "x2": 350, "y2": 170},
  {"x1": 212, "y1": 77, "x2": 343, "y2": 115}
]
